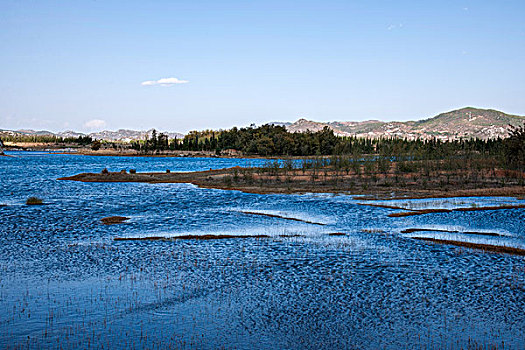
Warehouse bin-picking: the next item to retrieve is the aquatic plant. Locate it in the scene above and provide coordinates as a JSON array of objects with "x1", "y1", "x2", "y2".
[
  {"x1": 100, "y1": 216, "x2": 129, "y2": 225},
  {"x1": 26, "y1": 196, "x2": 43, "y2": 205}
]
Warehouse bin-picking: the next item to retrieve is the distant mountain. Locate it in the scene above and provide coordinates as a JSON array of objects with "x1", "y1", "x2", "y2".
[
  {"x1": 2, "y1": 107, "x2": 524, "y2": 142},
  {"x1": 0, "y1": 128, "x2": 184, "y2": 141},
  {"x1": 15, "y1": 129, "x2": 56, "y2": 136},
  {"x1": 284, "y1": 107, "x2": 525, "y2": 140},
  {"x1": 268, "y1": 121, "x2": 292, "y2": 128},
  {"x1": 58, "y1": 130, "x2": 87, "y2": 138},
  {"x1": 88, "y1": 129, "x2": 184, "y2": 141}
]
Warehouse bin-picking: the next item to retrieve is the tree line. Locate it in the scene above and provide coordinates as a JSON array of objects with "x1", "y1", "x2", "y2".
[
  {"x1": 131, "y1": 124, "x2": 524, "y2": 171},
  {"x1": 0, "y1": 134, "x2": 93, "y2": 145}
]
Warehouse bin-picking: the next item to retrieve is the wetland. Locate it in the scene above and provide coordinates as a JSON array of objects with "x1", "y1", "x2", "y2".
[{"x1": 1, "y1": 151, "x2": 524, "y2": 349}]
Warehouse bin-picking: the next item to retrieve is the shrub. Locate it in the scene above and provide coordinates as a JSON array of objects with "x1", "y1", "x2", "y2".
[
  {"x1": 166, "y1": 169, "x2": 171, "y2": 173},
  {"x1": 26, "y1": 197, "x2": 43, "y2": 205},
  {"x1": 120, "y1": 169, "x2": 127, "y2": 174},
  {"x1": 129, "y1": 169, "x2": 136, "y2": 174},
  {"x1": 91, "y1": 140, "x2": 101, "y2": 151},
  {"x1": 101, "y1": 168, "x2": 109, "y2": 174}
]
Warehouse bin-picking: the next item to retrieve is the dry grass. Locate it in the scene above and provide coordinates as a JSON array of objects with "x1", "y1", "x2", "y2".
[
  {"x1": 100, "y1": 216, "x2": 129, "y2": 225},
  {"x1": 114, "y1": 234, "x2": 270, "y2": 241},
  {"x1": 58, "y1": 163, "x2": 525, "y2": 199},
  {"x1": 413, "y1": 237, "x2": 525, "y2": 256},
  {"x1": 401, "y1": 228, "x2": 502, "y2": 236},
  {"x1": 240, "y1": 211, "x2": 326, "y2": 225},
  {"x1": 389, "y1": 204, "x2": 525, "y2": 217},
  {"x1": 26, "y1": 197, "x2": 44, "y2": 205}
]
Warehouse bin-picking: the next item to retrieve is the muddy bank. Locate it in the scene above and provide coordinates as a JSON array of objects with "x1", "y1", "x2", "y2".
[
  {"x1": 240, "y1": 211, "x2": 326, "y2": 225},
  {"x1": 101, "y1": 216, "x2": 130, "y2": 225},
  {"x1": 389, "y1": 204, "x2": 525, "y2": 217},
  {"x1": 58, "y1": 167, "x2": 525, "y2": 199},
  {"x1": 115, "y1": 234, "x2": 270, "y2": 241},
  {"x1": 401, "y1": 228, "x2": 502, "y2": 236},
  {"x1": 413, "y1": 237, "x2": 525, "y2": 256}
]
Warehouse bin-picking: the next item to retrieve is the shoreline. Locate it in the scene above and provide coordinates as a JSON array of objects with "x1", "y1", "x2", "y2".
[
  {"x1": 3, "y1": 147, "x2": 287, "y2": 159},
  {"x1": 58, "y1": 167, "x2": 525, "y2": 200}
]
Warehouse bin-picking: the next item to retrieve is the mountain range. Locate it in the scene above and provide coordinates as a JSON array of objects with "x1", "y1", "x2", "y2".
[
  {"x1": 0, "y1": 128, "x2": 184, "y2": 141},
  {"x1": 280, "y1": 107, "x2": 525, "y2": 140},
  {"x1": 1, "y1": 107, "x2": 524, "y2": 142}
]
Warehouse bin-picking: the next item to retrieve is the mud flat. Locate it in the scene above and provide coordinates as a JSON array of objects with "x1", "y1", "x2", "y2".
[
  {"x1": 101, "y1": 216, "x2": 129, "y2": 225},
  {"x1": 115, "y1": 234, "x2": 271, "y2": 241},
  {"x1": 413, "y1": 237, "x2": 525, "y2": 256},
  {"x1": 389, "y1": 204, "x2": 525, "y2": 217},
  {"x1": 401, "y1": 228, "x2": 502, "y2": 236},
  {"x1": 240, "y1": 211, "x2": 326, "y2": 225},
  {"x1": 58, "y1": 167, "x2": 525, "y2": 199}
]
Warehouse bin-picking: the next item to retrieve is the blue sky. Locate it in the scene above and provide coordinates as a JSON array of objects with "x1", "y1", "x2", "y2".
[{"x1": 1, "y1": 0, "x2": 524, "y2": 133}]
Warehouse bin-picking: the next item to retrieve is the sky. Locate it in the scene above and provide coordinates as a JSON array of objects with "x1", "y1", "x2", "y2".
[{"x1": 1, "y1": 0, "x2": 524, "y2": 133}]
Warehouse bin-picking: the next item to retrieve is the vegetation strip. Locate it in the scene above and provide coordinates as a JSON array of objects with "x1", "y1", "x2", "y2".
[
  {"x1": 26, "y1": 196, "x2": 44, "y2": 205},
  {"x1": 114, "y1": 234, "x2": 270, "y2": 241},
  {"x1": 389, "y1": 204, "x2": 525, "y2": 217},
  {"x1": 240, "y1": 211, "x2": 326, "y2": 225},
  {"x1": 401, "y1": 228, "x2": 502, "y2": 236},
  {"x1": 58, "y1": 166, "x2": 525, "y2": 199},
  {"x1": 101, "y1": 216, "x2": 130, "y2": 225},
  {"x1": 413, "y1": 237, "x2": 525, "y2": 256},
  {"x1": 357, "y1": 203, "x2": 418, "y2": 211}
]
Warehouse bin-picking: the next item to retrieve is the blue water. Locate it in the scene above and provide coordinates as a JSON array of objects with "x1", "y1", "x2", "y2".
[{"x1": 1, "y1": 151, "x2": 524, "y2": 349}]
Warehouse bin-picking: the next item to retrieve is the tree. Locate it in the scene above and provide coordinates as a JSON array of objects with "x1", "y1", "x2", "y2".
[
  {"x1": 91, "y1": 140, "x2": 101, "y2": 151},
  {"x1": 504, "y1": 124, "x2": 525, "y2": 171}
]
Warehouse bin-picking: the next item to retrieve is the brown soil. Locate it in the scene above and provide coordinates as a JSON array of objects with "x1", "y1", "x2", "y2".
[
  {"x1": 389, "y1": 204, "x2": 525, "y2": 217},
  {"x1": 357, "y1": 203, "x2": 418, "y2": 211},
  {"x1": 58, "y1": 165, "x2": 525, "y2": 199},
  {"x1": 114, "y1": 234, "x2": 270, "y2": 241},
  {"x1": 240, "y1": 211, "x2": 326, "y2": 225},
  {"x1": 413, "y1": 237, "x2": 525, "y2": 256},
  {"x1": 401, "y1": 228, "x2": 502, "y2": 236},
  {"x1": 101, "y1": 216, "x2": 130, "y2": 225}
]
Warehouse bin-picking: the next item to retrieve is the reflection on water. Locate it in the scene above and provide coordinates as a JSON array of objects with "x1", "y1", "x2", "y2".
[{"x1": 1, "y1": 151, "x2": 524, "y2": 349}]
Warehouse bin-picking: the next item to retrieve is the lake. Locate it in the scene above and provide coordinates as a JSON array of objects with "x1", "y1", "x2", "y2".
[{"x1": 1, "y1": 151, "x2": 524, "y2": 349}]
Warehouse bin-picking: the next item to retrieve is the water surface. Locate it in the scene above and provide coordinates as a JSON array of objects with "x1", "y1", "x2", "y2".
[{"x1": 1, "y1": 152, "x2": 524, "y2": 349}]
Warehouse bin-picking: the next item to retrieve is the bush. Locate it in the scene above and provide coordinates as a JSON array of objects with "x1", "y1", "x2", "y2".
[
  {"x1": 504, "y1": 124, "x2": 525, "y2": 171},
  {"x1": 101, "y1": 168, "x2": 109, "y2": 174},
  {"x1": 166, "y1": 169, "x2": 171, "y2": 173},
  {"x1": 120, "y1": 169, "x2": 127, "y2": 174},
  {"x1": 26, "y1": 197, "x2": 43, "y2": 205},
  {"x1": 129, "y1": 169, "x2": 136, "y2": 174},
  {"x1": 91, "y1": 140, "x2": 101, "y2": 151}
]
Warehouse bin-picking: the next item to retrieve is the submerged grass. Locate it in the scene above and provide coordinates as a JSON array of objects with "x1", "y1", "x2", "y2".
[
  {"x1": 101, "y1": 216, "x2": 130, "y2": 225},
  {"x1": 26, "y1": 197, "x2": 44, "y2": 205},
  {"x1": 402, "y1": 228, "x2": 502, "y2": 236},
  {"x1": 389, "y1": 204, "x2": 525, "y2": 217},
  {"x1": 413, "y1": 237, "x2": 525, "y2": 256},
  {"x1": 114, "y1": 234, "x2": 271, "y2": 241},
  {"x1": 240, "y1": 211, "x2": 326, "y2": 225}
]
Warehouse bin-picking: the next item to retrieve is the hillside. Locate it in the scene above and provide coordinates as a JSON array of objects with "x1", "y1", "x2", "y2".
[
  {"x1": 285, "y1": 107, "x2": 525, "y2": 140},
  {"x1": 0, "y1": 128, "x2": 183, "y2": 141}
]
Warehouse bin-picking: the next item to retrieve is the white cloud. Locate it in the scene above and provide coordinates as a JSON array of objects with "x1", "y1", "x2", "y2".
[
  {"x1": 84, "y1": 119, "x2": 107, "y2": 129},
  {"x1": 141, "y1": 77, "x2": 189, "y2": 86},
  {"x1": 388, "y1": 23, "x2": 404, "y2": 31}
]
